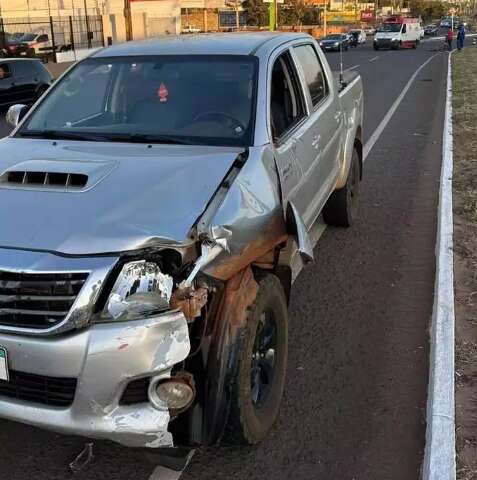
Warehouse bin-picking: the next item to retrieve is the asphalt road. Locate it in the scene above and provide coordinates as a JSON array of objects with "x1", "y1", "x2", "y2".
[{"x1": 0, "y1": 39, "x2": 457, "y2": 479}]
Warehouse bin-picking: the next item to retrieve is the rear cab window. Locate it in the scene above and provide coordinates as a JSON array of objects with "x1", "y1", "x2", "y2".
[{"x1": 293, "y1": 44, "x2": 328, "y2": 107}]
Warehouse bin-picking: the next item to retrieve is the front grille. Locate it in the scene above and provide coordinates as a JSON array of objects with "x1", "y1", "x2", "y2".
[
  {"x1": 120, "y1": 377, "x2": 150, "y2": 405},
  {"x1": 0, "y1": 271, "x2": 88, "y2": 329},
  {"x1": 0, "y1": 370, "x2": 77, "y2": 407}
]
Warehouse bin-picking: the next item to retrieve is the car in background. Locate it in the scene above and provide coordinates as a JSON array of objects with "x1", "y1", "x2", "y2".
[
  {"x1": 349, "y1": 29, "x2": 366, "y2": 43},
  {"x1": 16, "y1": 32, "x2": 52, "y2": 55},
  {"x1": 0, "y1": 59, "x2": 51, "y2": 109},
  {"x1": 181, "y1": 25, "x2": 201, "y2": 34},
  {"x1": 424, "y1": 24, "x2": 439, "y2": 35},
  {"x1": 364, "y1": 27, "x2": 376, "y2": 35},
  {"x1": 319, "y1": 34, "x2": 350, "y2": 51}
]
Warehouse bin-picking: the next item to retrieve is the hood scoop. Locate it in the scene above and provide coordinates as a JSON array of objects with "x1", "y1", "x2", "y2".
[
  {"x1": 4, "y1": 171, "x2": 88, "y2": 189},
  {"x1": 0, "y1": 159, "x2": 117, "y2": 192}
]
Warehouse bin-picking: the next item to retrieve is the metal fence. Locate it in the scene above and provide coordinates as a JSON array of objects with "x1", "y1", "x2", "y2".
[{"x1": 0, "y1": 15, "x2": 104, "y2": 61}]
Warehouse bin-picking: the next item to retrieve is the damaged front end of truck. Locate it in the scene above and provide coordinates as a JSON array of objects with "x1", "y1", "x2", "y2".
[{"x1": 0, "y1": 141, "x2": 306, "y2": 450}]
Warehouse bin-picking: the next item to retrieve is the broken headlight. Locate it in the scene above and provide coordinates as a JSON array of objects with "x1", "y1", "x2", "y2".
[{"x1": 100, "y1": 261, "x2": 174, "y2": 322}]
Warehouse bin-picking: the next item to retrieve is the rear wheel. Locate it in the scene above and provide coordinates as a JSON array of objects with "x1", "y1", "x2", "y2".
[
  {"x1": 323, "y1": 147, "x2": 361, "y2": 227},
  {"x1": 224, "y1": 274, "x2": 288, "y2": 445}
]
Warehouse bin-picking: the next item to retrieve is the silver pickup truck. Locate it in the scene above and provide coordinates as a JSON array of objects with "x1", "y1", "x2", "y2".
[{"x1": 0, "y1": 33, "x2": 363, "y2": 450}]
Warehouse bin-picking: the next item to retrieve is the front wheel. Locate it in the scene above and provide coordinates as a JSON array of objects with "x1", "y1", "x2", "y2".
[
  {"x1": 323, "y1": 147, "x2": 361, "y2": 227},
  {"x1": 374, "y1": 44, "x2": 379, "y2": 50},
  {"x1": 224, "y1": 273, "x2": 288, "y2": 445}
]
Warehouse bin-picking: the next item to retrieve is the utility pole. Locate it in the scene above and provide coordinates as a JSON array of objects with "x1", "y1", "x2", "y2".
[
  {"x1": 124, "y1": 0, "x2": 132, "y2": 41},
  {"x1": 323, "y1": 0, "x2": 327, "y2": 36},
  {"x1": 235, "y1": 0, "x2": 240, "y2": 29},
  {"x1": 84, "y1": 0, "x2": 92, "y2": 47}
]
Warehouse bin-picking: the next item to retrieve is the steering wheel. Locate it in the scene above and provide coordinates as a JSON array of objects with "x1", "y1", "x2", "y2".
[{"x1": 193, "y1": 111, "x2": 246, "y2": 133}]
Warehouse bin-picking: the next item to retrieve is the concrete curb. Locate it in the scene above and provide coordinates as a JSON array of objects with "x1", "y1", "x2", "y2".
[{"x1": 422, "y1": 52, "x2": 456, "y2": 480}]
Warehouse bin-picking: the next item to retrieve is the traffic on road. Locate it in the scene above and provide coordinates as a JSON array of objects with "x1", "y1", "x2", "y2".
[{"x1": 0, "y1": 19, "x2": 474, "y2": 480}]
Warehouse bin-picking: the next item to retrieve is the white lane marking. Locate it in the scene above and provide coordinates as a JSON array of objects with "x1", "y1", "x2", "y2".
[
  {"x1": 363, "y1": 53, "x2": 438, "y2": 160},
  {"x1": 148, "y1": 449, "x2": 195, "y2": 480},
  {"x1": 422, "y1": 51, "x2": 456, "y2": 480},
  {"x1": 346, "y1": 64, "x2": 360, "y2": 71},
  {"x1": 369, "y1": 56, "x2": 379, "y2": 62},
  {"x1": 149, "y1": 466, "x2": 183, "y2": 480}
]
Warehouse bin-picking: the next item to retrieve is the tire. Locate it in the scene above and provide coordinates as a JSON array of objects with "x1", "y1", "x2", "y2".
[
  {"x1": 323, "y1": 147, "x2": 361, "y2": 227},
  {"x1": 374, "y1": 44, "x2": 379, "y2": 50},
  {"x1": 224, "y1": 273, "x2": 288, "y2": 445},
  {"x1": 412, "y1": 40, "x2": 418, "y2": 49}
]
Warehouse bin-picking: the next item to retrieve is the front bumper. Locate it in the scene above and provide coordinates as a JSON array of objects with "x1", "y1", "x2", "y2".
[
  {"x1": 374, "y1": 38, "x2": 399, "y2": 49},
  {"x1": 0, "y1": 311, "x2": 190, "y2": 448}
]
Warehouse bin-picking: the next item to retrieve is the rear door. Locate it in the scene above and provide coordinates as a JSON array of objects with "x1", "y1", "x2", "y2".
[
  {"x1": 291, "y1": 42, "x2": 342, "y2": 227},
  {"x1": 0, "y1": 62, "x2": 15, "y2": 106}
]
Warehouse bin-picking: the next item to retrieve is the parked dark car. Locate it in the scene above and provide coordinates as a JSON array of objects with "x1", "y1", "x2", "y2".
[
  {"x1": 0, "y1": 59, "x2": 52, "y2": 109},
  {"x1": 424, "y1": 24, "x2": 439, "y2": 35},
  {"x1": 319, "y1": 34, "x2": 349, "y2": 51}
]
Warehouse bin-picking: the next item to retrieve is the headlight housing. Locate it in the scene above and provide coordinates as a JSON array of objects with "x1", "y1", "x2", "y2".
[
  {"x1": 100, "y1": 260, "x2": 174, "y2": 322},
  {"x1": 334, "y1": 42, "x2": 340, "y2": 46}
]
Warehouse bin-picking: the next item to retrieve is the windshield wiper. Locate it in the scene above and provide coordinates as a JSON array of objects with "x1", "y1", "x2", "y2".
[
  {"x1": 17, "y1": 130, "x2": 107, "y2": 142},
  {"x1": 105, "y1": 133, "x2": 193, "y2": 145}
]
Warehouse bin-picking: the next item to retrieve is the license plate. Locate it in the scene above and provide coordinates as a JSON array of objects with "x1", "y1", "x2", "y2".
[
  {"x1": 20, "y1": 52, "x2": 27, "y2": 56},
  {"x1": 0, "y1": 347, "x2": 9, "y2": 381}
]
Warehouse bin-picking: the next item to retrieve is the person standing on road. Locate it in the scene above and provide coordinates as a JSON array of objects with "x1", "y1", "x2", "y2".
[
  {"x1": 446, "y1": 29, "x2": 454, "y2": 51},
  {"x1": 457, "y1": 25, "x2": 466, "y2": 50}
]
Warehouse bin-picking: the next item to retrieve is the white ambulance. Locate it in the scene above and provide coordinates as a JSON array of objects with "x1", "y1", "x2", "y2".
[{"x1": 374, "y1": 16, "x2": 422, "y2": 50}]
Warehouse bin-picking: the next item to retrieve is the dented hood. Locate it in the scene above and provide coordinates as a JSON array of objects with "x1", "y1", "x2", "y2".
[{"x1": 0, "y1": 138, "x2": 243, "y2": 255}]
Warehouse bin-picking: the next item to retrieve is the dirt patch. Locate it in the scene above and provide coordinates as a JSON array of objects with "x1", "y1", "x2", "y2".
[
  {"x1": 453, "y1": 46, "x2": 477, "y2": 477},
  {"x1": 45, "y1": 61, "x2": 74, "y2": 79}
]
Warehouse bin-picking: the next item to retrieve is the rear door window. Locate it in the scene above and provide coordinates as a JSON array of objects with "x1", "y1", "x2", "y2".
[
  {"x1": 13, "y1": 62, "x2": 37, "y2": 79},
  {"x1": 293, "y1": 44, "x2": 328, "y2": 107},
  {"x1": 0, "y1": 63, "x2": 12, "y2": 80}
]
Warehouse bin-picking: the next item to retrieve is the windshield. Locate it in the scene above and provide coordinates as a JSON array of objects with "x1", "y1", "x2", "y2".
[
  {"x1": 324, "y1": 34, "x2": 342, "y2": 40},
  {"x1": 20, "y1": 34, "x2": 37, "y2": 42},
  {"x1": 377, "y1": 23, "x2": 402, "y2": 33},
  {"x1": 19, "y1": 55, "x2": 258, "y2": 147}
]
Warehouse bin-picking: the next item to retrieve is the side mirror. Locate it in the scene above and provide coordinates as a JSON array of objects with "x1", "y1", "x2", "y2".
[{"x1": 6, "y1": 104, "x2": 28, "y2": 128}]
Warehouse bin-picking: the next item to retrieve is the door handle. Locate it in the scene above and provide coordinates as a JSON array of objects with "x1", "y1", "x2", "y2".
[{"x1": 312, "y1": 134, "x2": 321, "y2": 150}]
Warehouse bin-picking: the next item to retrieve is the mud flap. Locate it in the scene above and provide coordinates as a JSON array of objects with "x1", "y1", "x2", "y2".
[{"x1": 287, "y1": 202, "x2": 314, "y2": 263}]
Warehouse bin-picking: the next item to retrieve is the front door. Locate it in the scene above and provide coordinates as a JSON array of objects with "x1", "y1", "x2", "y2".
[{"x1": 269, "y1": 50, "x2": 308, "y2": 217}]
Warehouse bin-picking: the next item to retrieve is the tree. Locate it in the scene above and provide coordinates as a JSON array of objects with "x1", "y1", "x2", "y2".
[
  {"x1": 279, "y1": 0, "x2": 307, "y2": 26},
  {"x1": 243, "y1": 0, "x2": 269, "y2": 26},
  {"x1": 409, "y1": 0, "x2": 446, "y2": 22}
]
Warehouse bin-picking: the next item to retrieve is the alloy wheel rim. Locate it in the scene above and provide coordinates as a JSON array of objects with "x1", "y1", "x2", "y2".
[{"x1": 250, "y1": 310, "x2": 277, "y2": 409}]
